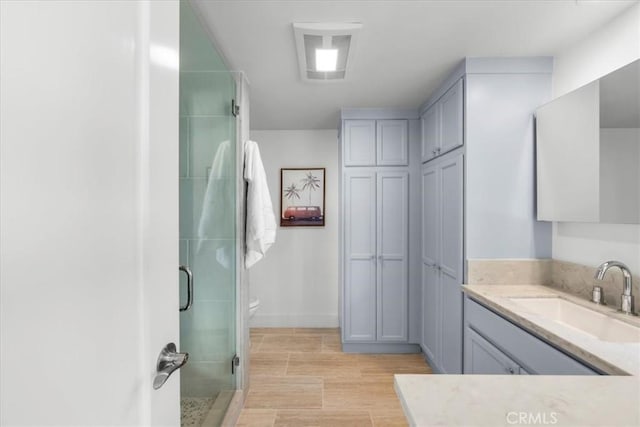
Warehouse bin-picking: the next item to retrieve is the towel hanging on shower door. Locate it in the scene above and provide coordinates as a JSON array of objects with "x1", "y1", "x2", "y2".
[{"x1": 244, "y1": 140, "x2": 276, "y2": 268}]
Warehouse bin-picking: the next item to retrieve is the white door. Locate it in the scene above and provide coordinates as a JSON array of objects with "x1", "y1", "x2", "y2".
[{"x1": 1, "y1": 2, "x2": 180, "y2": 426}]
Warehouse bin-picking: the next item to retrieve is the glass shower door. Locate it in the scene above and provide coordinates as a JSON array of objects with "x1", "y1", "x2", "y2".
[{"x1": 179, "y1": 1, "x2": 237, "y2": 426}]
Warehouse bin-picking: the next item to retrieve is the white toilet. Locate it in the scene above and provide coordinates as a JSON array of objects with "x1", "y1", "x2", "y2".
[{"x1": 249, "y1": 297, "x2": 260, "y2": 319}]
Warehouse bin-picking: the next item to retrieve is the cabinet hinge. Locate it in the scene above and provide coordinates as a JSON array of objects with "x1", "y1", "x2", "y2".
[{"x1": 231, "y1": 354, "x2": 240, "y2": 374}]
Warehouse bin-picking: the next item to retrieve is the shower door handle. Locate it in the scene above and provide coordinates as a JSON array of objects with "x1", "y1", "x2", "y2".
[
  {"x1": 179, "y1": 265, "x2": 193, "y2": 312},
  {"x1": 153, "y1": 342, "x2": 189, "y2": 390}
]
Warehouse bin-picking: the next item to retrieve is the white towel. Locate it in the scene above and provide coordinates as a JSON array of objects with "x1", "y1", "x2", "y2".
[
  {"x1": 244, "y1": 140, "x2": 276, "y2": 268},
  {"x1": 197, "y1": 140, "x2": 233, "y2": 267}
]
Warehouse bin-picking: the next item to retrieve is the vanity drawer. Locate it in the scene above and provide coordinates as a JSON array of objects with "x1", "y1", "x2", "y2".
[{"x1": 464, "y1": 296, "x2": 600, "y2": 375}]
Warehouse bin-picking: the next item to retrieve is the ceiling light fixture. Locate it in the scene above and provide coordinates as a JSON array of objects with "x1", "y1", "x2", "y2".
[
  {"x1": 293, "y1": 22, "x2": 362, "y2": 82},
  {"x1": 315, "y1": 48, "x2": 338, "y2": 72}
]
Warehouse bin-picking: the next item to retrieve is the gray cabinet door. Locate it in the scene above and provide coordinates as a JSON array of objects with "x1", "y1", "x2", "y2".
[
  {"x1": 344, "y1": 120, "x2": 376, "y2": 166},
  {"x1": 438, "y1": 153, "x2": 464, "y2": 374},
  {"x1": 465, "y1": 328, "x2": 520, "y2": 375},
  {"x1": 421, "y1": 163, "x2": 440, "y2": 362},
  {"x1": 465, "y1": 297, "x2": 599, "y2": 375},
  {"x1": 439, "y1": 154, "x2": 463, "y2": 280},
  {"x1": 421, "y1": 106, "x2": 439, "y2": 163},
  {"x1": 344, "y1": 171, "x2": 377, "y2": 341},
  {"x1": 377, "y1": 120, "x2": 408, "y2": 166},
  {"x1": 440, "y1": 78, "x2": 464, "y2": 155},
  {"x1": 377, "y1": 172, "x2": 409, "y2": 341}
]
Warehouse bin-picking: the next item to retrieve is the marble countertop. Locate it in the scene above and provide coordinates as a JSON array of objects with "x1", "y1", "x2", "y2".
[
  {"x1": 462, "y1": 284, "x2": 640, "y2": 375},
  {"x1": 394, "y1": 374, "x2": 640, "y2": 427},
  {"x1": 393, "y1": 284, "x2": 640, "y2": 426}
]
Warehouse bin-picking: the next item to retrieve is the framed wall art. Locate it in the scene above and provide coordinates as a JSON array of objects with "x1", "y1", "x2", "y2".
[{"x1": 280, "y1": 168, "x2": 325, "y2": 227}]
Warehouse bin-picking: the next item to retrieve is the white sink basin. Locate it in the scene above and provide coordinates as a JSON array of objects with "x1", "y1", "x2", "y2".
[{"x1": 509, "y1": 297, "x2": 640, "y2": 343}]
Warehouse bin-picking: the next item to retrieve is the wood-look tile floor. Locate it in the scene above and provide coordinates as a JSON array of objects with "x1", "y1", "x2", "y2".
[{"x1": 236, "y1": 328, "x2": 432, "y2": 427}]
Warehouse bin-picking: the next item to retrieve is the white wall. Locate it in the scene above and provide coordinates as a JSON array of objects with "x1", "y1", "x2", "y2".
[
  {"x1": 248, "y1": 130, "x2": 339, "y2": 327},
  {"x1": 551, "y1": 3, "x2": 640, "y2": 275},
  {"x1": 553, "y1": 3, "x2": 640, "y2": 98}
]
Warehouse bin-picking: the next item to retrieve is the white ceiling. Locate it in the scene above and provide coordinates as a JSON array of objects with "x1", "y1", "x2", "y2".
[{"x1": 194, "y1": 0, "x2": 637, "y2": 130}]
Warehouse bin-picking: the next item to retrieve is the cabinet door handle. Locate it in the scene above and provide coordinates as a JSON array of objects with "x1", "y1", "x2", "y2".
[
  {"x1": 425, "y1": 262, "x2": 440, "y2": 270},
  {"x1": 506, "y1": 367, "x2": 515, "y2": 374},
  {"x1": 179, "y1": 265, "x2": 193, "y2": 312}
]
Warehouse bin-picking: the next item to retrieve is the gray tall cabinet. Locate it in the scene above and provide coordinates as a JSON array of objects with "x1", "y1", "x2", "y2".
[
  {"x1": 340, "y1": 110, "x2": 422, "y2": 353},
  {"x1": 419, "y1": 58, "x2": 553, "y2": 373},
  {"x1": 421, "y1": 153, "x2": 464, "y2": 373},
  {"x1": 339, "y1": 58, "x2": 553, "y2": 359}
]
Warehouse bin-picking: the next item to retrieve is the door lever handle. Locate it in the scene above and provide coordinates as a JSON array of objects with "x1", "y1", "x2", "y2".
[
  {"x1": 153, "y1": 343, "x2": 188, "y2": 390},
  {"x1": 179, "y1": 265, "x2": 193, "y2": 312}
]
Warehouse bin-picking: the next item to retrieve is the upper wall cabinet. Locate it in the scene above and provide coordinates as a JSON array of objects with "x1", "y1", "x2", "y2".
[
  {"x1": 421, "y1": 105, "x2": 439, "y2": 162},
  {"x1": 536, "y1": 59, "x2": 640, "y2": 224},
  {"x1": 344, "y1": 120, "x2": 376, "y2": 166},
  {"x1": 344, "y1": 119, "x2": 408, "y2": 166},
  {"x1": 421, "y1": 78, "x2": 464, "y2": 162},
  {"x1": 377, "y1": 120, "x2": 408, "y2": 165},
  {"x1": 439, "y1": 79, "x2": 464, "y2": 154}
]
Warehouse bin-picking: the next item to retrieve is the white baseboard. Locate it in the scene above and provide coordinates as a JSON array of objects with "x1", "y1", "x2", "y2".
[{"x1": 250, "y1": 313, "x2": 339, "y2": 328}]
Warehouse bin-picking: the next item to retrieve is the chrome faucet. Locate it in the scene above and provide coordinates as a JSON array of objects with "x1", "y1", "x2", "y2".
[{"x1": 594, "y1": 261, "x2": 636, "y2": 316}]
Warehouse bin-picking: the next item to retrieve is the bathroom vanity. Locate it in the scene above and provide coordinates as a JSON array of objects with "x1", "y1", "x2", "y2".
[
  {"x1": 389, "y1": 28, "x2": 640, "y2": 427},
  {"x1": 395, "y1": 283, "x2": 640, "y2": 426},
  {"x1": 462, "y1": 284, "x2": 639, "y2": 376}
]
